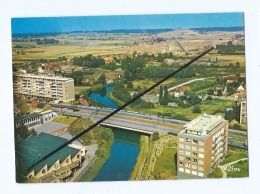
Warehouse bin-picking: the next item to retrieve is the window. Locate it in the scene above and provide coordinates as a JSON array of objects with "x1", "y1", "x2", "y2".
[
  {"x1": 192, "y1": 164, "x2": 197, "y2": 169},
  {"x1": 179, "y1": 156, "x2": 184, "y2": 160},
  {"x1": 185, "y1": 163, "x2": 190, "y2": 168},
  {"x1": 192, "y1": 171, "x2": 197, "y2": 175},
  {"x1": 66, "y1": 159, "x2": 70, "y2": 164},
  {"x1": 199, "y1": 160, "x2": 204, "y2": 165},
  {"x1": 192, "y1": 152, "x2": 198, "y2": 157},
  {"x1": 186, "y1": 138, "x2": 191, "y2": 142},
  {"x1": 42, "y1": 169, "x2": 46, "y2": 174},
  {"x1": 199, "y1": 147, "x2": 204, "y2": 152},
  {"x1": 198, "y1": 172, "x2": 204, "y2": 177},
  {"x1": 199, "y1": 166, "x2": 204, "y2": 171},
  {"x1": 185, "y1": 169, "x2": 191, "y2": 174},
  {"x1": 186, "y1": 145, "x2": 191, "y2": 149},
  {"x1": 192, "y1": 158, "x2": 198, "y2": 162},
  {"x1": 77, "y1": 154, "x2": 80, "y2": 159},
  {"x1": 193, "y1": 139, "x2": 198, "y2": 144},
  {"x1": 199, "y1": 153, "x2": 204, "y2": 158},
  {"x1": 199, "y1": 141, "x2": 204, "y2": 146},
  {"x1": 192, "y1": 146, "x2": 198, "y2": 151},
  {"x1": 185, "y1": 151, "x2": 191, "y2": 156},
  {"x1": 179, "y1": 137, "x2": 184, "y2": 142},
  {"x1": 179, "y1": 162, "x2": 184, "y2": 166},
  {"x1": 179, "y1": 167, "x2": 184, "y2": 172},
  {"x1": 179, "y1": 144, "x2": 184, "y2": 148},
  {"x1": 185, "y1": 157, "x2": 191, "y2": 161},
  {"x1": 179, "y1": 149, "x2": 184, "y2": 154}
]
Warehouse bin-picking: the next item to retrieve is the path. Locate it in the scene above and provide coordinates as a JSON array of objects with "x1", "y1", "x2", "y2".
[
  {"x1": 219, "y1": 158, "x2": 248, "y2": 178},
  {"x1": 167, "y1": 78, "x2": 206, "y2": 91}
]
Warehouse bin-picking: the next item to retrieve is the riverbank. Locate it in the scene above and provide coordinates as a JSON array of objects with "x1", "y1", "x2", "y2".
[
  {"x1": 78, "y1": 131, "x2": 114, "y2": 181},
  {"x1": 68, "y1": 117, "x2": 115, "y2": 181},
  {"x1": 129, "y1": 135, "x2": 150, "y2": 180}
]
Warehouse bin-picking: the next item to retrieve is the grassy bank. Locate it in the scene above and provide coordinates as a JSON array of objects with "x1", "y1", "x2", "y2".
[
  {"x1": 68, "y1": 117, "x2": 115, "y2": 181},
  {"x1": 78, "y1": 131, "x2": 114, "y2": 181},
  {"x1": 226, "y1": 159, "x2": 249, "y2": 178},
  {"x1": 221, "y1": 147, "x2": 248, "y2": 165},
  {"x1": 52, "y1": 115, "x2": 79, "y2": 125},
  {"x1": 208, "y1": 167, "x2": 223, "y2": 178},
  {"x1": 129, "y1": 135, "x2": 149, "y2": 180}
]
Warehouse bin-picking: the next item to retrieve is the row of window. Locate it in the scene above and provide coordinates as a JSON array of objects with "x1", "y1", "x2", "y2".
[
  {"x1": 179, "y1": 161, "x2": 204, "y2": 168},
  {"x1": 179, "y1": 144, "x2": 205, "y2": 152},
  {"x1": 178, "y1": 167, "x2": 204, "y2": 177},
  {"x1": 179, "y1": 137, "x2": 204, "y2": 146}
]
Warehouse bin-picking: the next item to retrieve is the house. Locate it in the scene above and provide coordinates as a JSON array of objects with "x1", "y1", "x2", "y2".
[
  {"x1": 234, "y1": 85, "x2": 246, "y2": 98},
  {"x1": 214, "y1": 84, "x2": 227, "y2": 95},
  {"x1": 226, "y1": 75, "x2": 239, "y2": 83},
  {"x1": 79, "y1": 99, "x2": 89, "y2": 106},
  {"x1": 174, "y1": 86, "x2": 190, "y2": 97}
]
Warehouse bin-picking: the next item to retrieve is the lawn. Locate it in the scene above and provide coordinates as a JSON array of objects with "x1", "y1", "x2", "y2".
[
  {"x1": 129, "y1": 135, "x2": 149, "y2": 180},
  {"x1": 221, "y1": 147, "x2": 248, "y2": 165},
  {"x1": 153, "y1": 147, "x2": 177, "y2": 179},
  {"x1": 132, "y1": 98, "x2": 236, "y2": 121},
  {"x1": 52, "y1": 115, "x2": 79, "y2": 125},
  {"x1": 226, "y1": 160, "x2": 249, "y2": 178},
  {"x1": 208, "y1": 167, "x2": 223, "y2": 178}
]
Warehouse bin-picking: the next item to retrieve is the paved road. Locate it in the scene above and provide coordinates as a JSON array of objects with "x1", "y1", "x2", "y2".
[
  {"x1": 167, "y1": 78, "x2": 206, "y2": 91},
  {"x1": 54, "y1": 108, "x2": 181, "y2": 134}
]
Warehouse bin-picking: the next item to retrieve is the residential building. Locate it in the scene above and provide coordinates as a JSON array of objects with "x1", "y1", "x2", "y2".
[
  {"x1": 14, "y1": 110, "x2": 58, "y2": 128},
  {"x1": 15, "y1": 132, "x2": 85, "y2": 183},
  {"x1": 13, "y1": 73, "x2": 75, "y2": 101},
  {"x1": 239, "y1": 98, "x2": 247, "y2": 124},
  {"x1": 177, "y1": 114, "x2": 228, "y2": 179}
]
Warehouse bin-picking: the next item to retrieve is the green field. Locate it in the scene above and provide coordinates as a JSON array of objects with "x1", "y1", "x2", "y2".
[
  {"x1": 221, "y1": 147, "x2": 248, "y2": 165},
  {"x1": 226, "y1": 160, "x2": 249, "y2": 178},
  {"x1": 208, "y1": 167, "x2": 223, "y2": 178},
  {"x1": 52, "y1": 115, "x2": 79, "y2": 125}
]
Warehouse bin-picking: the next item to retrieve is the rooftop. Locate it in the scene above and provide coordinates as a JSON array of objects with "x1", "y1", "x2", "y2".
[
  {"x1": 14, "y1": 112, "x2": 40, "y2": 122},
  {"x1": 13, "y1": 73, "x2": 74, "y2": 82},
  {"x1": 181, "y1": 114, "x2": 225, "y2": 137},
  {"x1": 15, "y1": 132, "x2": 80, "y2": 182}
]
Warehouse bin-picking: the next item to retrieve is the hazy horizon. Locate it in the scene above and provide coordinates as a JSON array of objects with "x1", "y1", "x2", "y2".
[{"x1": 12, "y1": 13, "x2": 244, "y2": 34}]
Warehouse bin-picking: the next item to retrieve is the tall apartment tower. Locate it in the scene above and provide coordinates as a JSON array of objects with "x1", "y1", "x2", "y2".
[
  {"x1": 177, "y1": 114, "x2": 228, "y2": 179},
  {"x1": 13, "y1": 73, "x2": 75, "y2": 101},
  {"x1": 239, "y1": 98, "x2": 247, "y2": 124}
]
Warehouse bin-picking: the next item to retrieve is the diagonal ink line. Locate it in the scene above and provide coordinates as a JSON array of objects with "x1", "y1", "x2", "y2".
[{"x1": 27, "y1": 47, "x2": 214, "y2": 172}]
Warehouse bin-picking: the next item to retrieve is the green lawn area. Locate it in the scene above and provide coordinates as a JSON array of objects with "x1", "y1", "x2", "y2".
[
  {"x1": 226, "y1": 160, "x2": 249, "y2": 178},
  {"x1": 132, "y1": 98, "x2": 235, "y2": 121},
  {"x1": 75, "y1": 86, "x2": 90, "y2": 95},
  {"x1": 208, "y1": 167, "x2": 223, "y2": 178},
  {"x1": 129, "y1": 135, "x2": 149, "y2": 180},
  {"x1": 221, "y1": 147, "x2": 248, "y2": 165},
  {"x1": 52, "y1": 115, "x2": 79, "y2": 125},
  {"x1": 153, "y1": 147, "x2": 177, "y2": 180}
]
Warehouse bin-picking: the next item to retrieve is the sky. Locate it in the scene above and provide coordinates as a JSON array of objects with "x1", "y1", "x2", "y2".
[{"x1": 11, "y1": 13, "x2": 244, "y2": 34}]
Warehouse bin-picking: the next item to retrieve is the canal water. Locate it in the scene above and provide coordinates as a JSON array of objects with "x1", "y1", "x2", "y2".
[
  {"x1": 89, "y1": 86, "x2": 118, "y2": 109},
  {"x1": 89, "y1": 86, "x2": 141, "y2": 181},
  {"x1": 93, "y1": 127, "x2": 141, "y2": 181}
]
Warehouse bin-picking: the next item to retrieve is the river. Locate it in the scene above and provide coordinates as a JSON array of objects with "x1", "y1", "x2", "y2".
[
  {"x1": 94, "y1": 128, "x2": 141, "y2": 181},
  {"x1": 89, "y1": 87, "x2": 141, "y2": 181},
  {"x1": 89, "y1": 86, "x2": 118, "y2": 109}
]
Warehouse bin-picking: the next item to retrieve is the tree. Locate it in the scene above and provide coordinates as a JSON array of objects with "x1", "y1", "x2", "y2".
[
  {"x1": 159, "y1": 86, "x2": 163, "y2": 105},
  {"x1": 152, "y1": 132, "x2": 160, "y2": 141},
  {"x1": 126, "y1": 81, "x2": 133, "y2": 88},
  {"x1": 207, "y1": 96, "x2": 213, "y2": 100},
  {"x1": 15, "y1": 125, "x2": 30, "y2": 140},
  {"x1": 193, "y1": 105, "x2": 201, "y2": 113},
  {"x1": 217, "y1": 89, "x2": 222, "y2": 97},
  {"x1": 20, "y1": 102, "x2": 30, "y2": 114},
  {"x1": 98, "y1": 74, "x2": 107, "y2": 85}
]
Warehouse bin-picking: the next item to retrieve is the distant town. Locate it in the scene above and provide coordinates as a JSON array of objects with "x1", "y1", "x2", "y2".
[{"x1": 13, "y1": 19, "x2": 248, "y2": 182}]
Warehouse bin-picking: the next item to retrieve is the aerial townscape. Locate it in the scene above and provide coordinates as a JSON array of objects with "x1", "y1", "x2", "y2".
[{"x1": 12, "y1": 13, "x2": 248, "y2": 183}]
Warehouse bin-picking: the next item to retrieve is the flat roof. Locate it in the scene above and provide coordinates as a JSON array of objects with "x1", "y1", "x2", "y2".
[
  {"x1": 14, "y1": 73, "x2": 74, "y2": 82},
  {"x1": 180, "y1": 114, "x2": 225, "y2": 137}
]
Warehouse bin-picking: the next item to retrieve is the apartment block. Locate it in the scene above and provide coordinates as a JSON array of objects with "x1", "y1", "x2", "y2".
[
  {"x1": 13, "y1": 73, "x2": 75, "y2": 101},
  {"x1": 177, "y1": 114, "x2": 228, "y2": 179},
  {"x1": 240, "y1": 98, "x2": 247, "y2": 124}
]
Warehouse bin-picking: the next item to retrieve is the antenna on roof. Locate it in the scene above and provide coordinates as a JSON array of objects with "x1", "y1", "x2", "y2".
[{"x1": 27, "y1": 47, "x2": 214, "y2": 172}]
